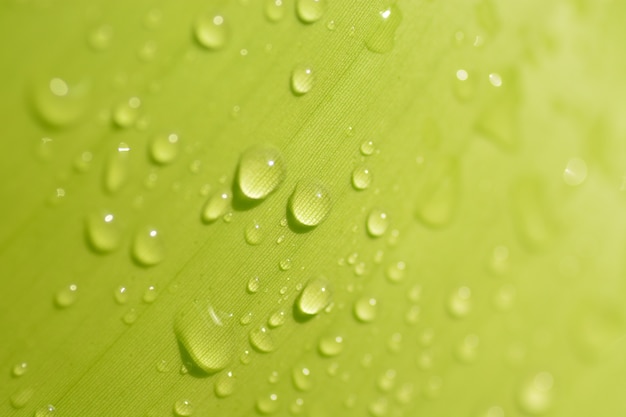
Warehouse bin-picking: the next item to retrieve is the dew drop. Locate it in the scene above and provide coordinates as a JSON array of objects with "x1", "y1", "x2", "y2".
[
  {"x1": 31, "y1": 77, "x2": 89, "y2": 127},
  {"x1": 247, "y1": 276, "x2": 260, "y2": 293},
  {"x1": 250, "y1": 326, "x2": 275, "y2": 353},
  {"x1": 279, "y1": 258, "x2": 292, "y2": 271},
  {"x1": 173, "y1": 399, "x2": 193, "y2": 417},
  {"x1": 493, "y1": 284, "x2": 516, "y2": 311},
  {"x1": 143, "y1": 285, "x2": 158, "y2": 303},
  {"x1": 268, "y1": 310, "x2": 286, "y2": 328},
  {"x1": 291, "y1": 65, "x2": 315, "y2": 95},
  {"x1": 291, "y1": 365, "x2": 313, "y2": 392},
  {"x1": 487, "y1": 245, "x2": 510, "y2": 276},
  {"x1": 202, "y1": 189, "x2": 232, "y2": 223},
  {"x1": 385, "y1": 261, "x2": 406, "y2": 283},
  {"x1": 297, "y1": 278, "x2": 333, "y2": 316},
  {"x1": 365, "y1": 5, "x2": 403, "y2": 54},
  {"x1": 360, "y1": 140, "x2": 375, "y2": 156},
  {"x1": 54, "y1": 284, "x2": 78, "y2": 308},
  {"x1": 214, "y1": 370, "x2": 236, "y2": 398},
  {"x1": 511, "y1": 178, "x2": 556, "y2": 250},
  {"x1": 103, "y1": 143, "x2": 131, "y2": 194},
  {"x1": 265, "y1": 0, "x2": 286, "y2": 22},
  {"x1": 367, "y1": 208, "x2": 389, "y2": 237},
  {"x1": 404, "y1": 305, "x2": 421, "y2": 325},
  {"x1": 114, "y1": 285, "x2": 129, "y2": 305},
  {"x1": 414, "y1": 156, "x2": 459, "y2": 228},
  {"x1": 354, "y1": 297, "x2": 378, "y2": 322},
  {"x1": 10, "y1": 387, "x2": 33, "y2": 409},
  {"x1": 377, "y1": 369, "x2": 397, "y2": 392},
  {"x1": 455, "y1": 334, "x2": 480, "y2": 363},
  {"x1": 112, "y1": 97, "x2": 141, "y2": 128},
  {"x1": 448, "y1": 286, "x2": 472, "y2": 318},
  {"x1": 237, "y1": 145, "x2": 286, "y2": 199},
  {"x1": 132, "y1": 227, "x2": 165, "y2": 267},
  {"x1": 240, "y1": 311, "x2": 253, "y2": 325},
  {"x1": 156, "y1": 359, "x2": 171, "y2": 373},
  {"x1": 85, "y1": 211, "x2": 121, "y2": 253},
  {"x1": 87, "y1": 24, "x2": 113, "y2": 51},
  {"x1": 368, "y1": 397, "x2": 389, "y2": 417},
  {"x1": 12, "y1": 362, "x2": 28, "y2": 377},
  {"x1": 517, "y1": 372, "x2": 554, "y2": 415},
  {"x1": 194, "y1": 14, "x2": 228, "y2": 50},
  {"x1": 477, "y1": 406, "x2": 505, "y2": 417},
  {"x1": 453, "y1": 69, "x2": 475, "y2": 101},
  {"x1": 122, "y1": 308, "x2": 138, "y2": 325},
  {"x1": 423, "y1": 376, "x2": 443, "y2": 399},
  {"x1": 351, "y1": 166, "x2": 372, "y2": 190},
  {"x1": 290, "y1": 398, "x2": 305, "y2": 415},
  {"x1": 256, "y1": 393, "x2": 280, "y2": 415},
  {"x1": 475, "y1": 70, "x2": 519, "y2": 149},
  {"x1": 149, "y1": 133, "x2": 180, "y2": 165},
  {"x1": 289, "y1": 180, "x2": 332, "y2": 226},
  {"x1": 244, "y1": 221, "x2": 264, "y2": 245},
  {"x1": 174, "y1": 301, "x2": 235, "y2": 373},
  {"x1": 35, "y1": 404, "x2": 56, "y2": 417},
  {"x1": 563, "y1": 157, "x2": 588, "y2": 186},
  {"x1": 296, "y1": 0, "x2": 325, "y2": 23},
  {"x1": 318, "y1": 334, "x2": 344, "y2": 357}
]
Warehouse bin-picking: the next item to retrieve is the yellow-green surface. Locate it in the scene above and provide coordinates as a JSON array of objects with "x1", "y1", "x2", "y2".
[{"x1": 1, "y1": 0, "x2": 625, "y2": 416}]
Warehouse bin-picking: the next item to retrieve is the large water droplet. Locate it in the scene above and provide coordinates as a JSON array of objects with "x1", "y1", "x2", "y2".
[
  {"x1": 352, "y1": 166, "x2": 372, "y2": 190},
  {"x1": 194, "y1": 14, "x2": 228, "y2": 50},
  {"x1": 149, "y1": 133, "x2": 180, "y2": 165},
  {"x1": 292, "y1": 365, "x2": 313, "y2": 391},
  {"x1": 365, "y1": 5, "x2": 403, "y2": 54},
  {"x1": 131, "y1": 227, "x2": 165, "y2": 267},
  {"x1": 31, "y1": 77, "x2": 90, "y2": 127},
  {"x1": 256, "y1": 393, "x2": 280, "y2": 415},
  {"x1": 265, "y1": 0, "x2": 286, "y2": 22},
  {"x1": 85, "y1": 211, "x2": 121, "y2": 253},
  {"x1": 250, "y1": 326, "x2": 275, "y2": 353},
  {"x1": 54, "y1": 284, "x2": 78, "y2": 308},
  {"x1": 174, "y1": 301, "x2": 235, "y2": 374},
  {"x1": 297, "y1": 278, "x2": 332, "y2": 316},
  {"x1": 103, "y1": 143, "x2": 132, "y2": 194},
  {"x1": 367, "y1": 209, "x2": 389, "y2": 237},
  {"x1": 296, "y1": 0, "x2": 325, "y2": 23},
  {"x1": 414, "y1": 156, "x2": 459, "y2": 228},
  {"x1": 448, "y1": 286, "x2": 472, "y2": 318},
  {"x1": 214, "y1": 370, "x2": 236, "y2": 398},
  {"x1": 238, "y1": 145, "x2": 286, "y2": 200},
  {"x1": 289, "y1": 180, "x2": 332, "y2": 227},
  {"x1": 201, "y1": 189, "x2": 232, "y2": 223},
  {"x1": 562, "y1": 157, "x2": 588, "y2": 186},
  {"x1": 318, "y1": 334, "x2": 344, "y2": 357},
  {"x1": 291, "y1": 65, "x2": 315, "y2": 95},
  {"x1": 517, "y1": 372, "x2": 554, "y2": 415},
  {"x1": 173, "y1": 399, "x2": 194, "y2": 416},
  {"x1": 354, "y1": 297, "x2": 378, "y2": 322}
]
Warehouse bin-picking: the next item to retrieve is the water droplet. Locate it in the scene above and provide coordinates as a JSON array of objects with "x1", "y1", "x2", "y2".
[
  {"x1": 487, "y1": 245, "x2": 510, "y2": 275},
  {"x1": 88, "y1": 24, "x2": 113, "y2": 51},
  {"x1": 103, "y1": 143, "x2": 132, "y2": 194},
  {"x1": 237, "y1": 145, "x2": 286, "y2": 200},
  {"x1": 404, "y1": 305, "x2": 421, "y2": 325},
  {"x1": 453, "y1": 69, "x2": 475, "y2": 101},
  {"x1": 131, "y1": 227, "x2": 164, "y2": 267},
  {"x1": 279, "y1": 258, "x2": 292, "y2": 271},
  {"x1": 423, "y1": 376, "x2": 443, "y2": 399},
  {"x1": 149, "y1": 133, "x2": 180, "y2": 165},
  {"x1": 365, "y1": 5, "x2": 403, "y2": 54},
  {"x1": 360, "y1": 140, "x2": 375, "y2": 156},
  {"x1": 268, "y1": 370, "x2": 280, "y2": 384},
  {"x1": 194, "y1": 14, "x2": 228, "y2": 50},
  {"x1": 214, "y1": 370, "x2": 236, "y2": 397},
  {"x1": 475, "y1": 70, "x2": 519, "y2": 149},
  {"x1": 368, "y1": 397, "x2": 389, "y2": 417},
  {"x1": 250, "y1": 326, "x2": 275, "y2": 353},
  {"x1": 367, "y1": 209, "x2": 389, "y2": 237},
  {"x1": 173, "y1": 399, "x2": 193, "y2": 416},
  {"x1": 455, "y1": 334, "x2": 480, "y2": 363},
  {"x1": 143, "y1": 286, "x2": 158, "y2": 303},
  {"x1": 377, "y1": 369, "x2": 397, "y2": 392},
  {"x1": 35, "y1": 405, "x2": 56, "y2": 417},
  {"x1": 385, "y1": 261, "x2": 406, "y2": 283},
  {"x1": 517, "y1": 372, "x2": 554, "y2": 415},
  {"x1": 493, "y1": 284, "x2": 516, "y2": 311},
  {"x1": 174, "y1": 301, "x2": 235, "y2": 373},
  {"x1": 387, "y1": 333, "x2": 403, "y2": 353},
  {"x1": 563, "y1": 157, "x2": 588, "y2": 186},
  {"x1": 489, "y1": 72, "x2": 503, "y2": 87},
  {"x1": 352, "y1": 166, "x2": 372, "y2": 190},
  {"x1": 122, "y1": 308, "x2": 138, "y2": 325},
  {"x1": 291, "y1": 65, "x2": 315, "y2": 95},
  {"x1": 247, "y1": 276, "x2": 260, "y2": 293},
  {"x1": 256, "y1": 393, "x2": 280, "y2": 415},
  {"x1": 240, "y1": 349, "x2": 252, "y2": 365},
  {"x1": 265, "y1": 0, "x2": 286, "y2": 22},
  {"x1": 10, "y1": 387, "x2": 33, "y2": 409},
  {"x1": 477, "y1": 405, "x2": 505, "y2": 417},
  {"x1": 114, "y1": 285, "x2": 129, "y2": 305},
  {"x1": 112, "y1": 97, "x2": 141, "y2": 128},
  {"x1": 245, "y1": 221, "x2": 264, "y2": 245},
  {"x1": 354, "y1": 297, "x2": 378, "y2": 322},
  {"x1": 297, "y1": 278, "x2": 332, "y2": 316},
  {"x1": 156, "y1": 359, "x2": 170, "y2": 373},
  {"x1": 571, "y1": 300, "x2": 624, "y2": 362},
  {"x1": 288, "y1": 180, "x2": 332, "y2": 227},
  {"x1": 511, "y1": 178, "x2": 556, "y2": 250},
  {"x1": 31, "y1": 77, "x2": 89, "y2": 127},
  {"x1": 318, "y1": 334, "x2": 344, "y2": 357},
  {"x1": 54, "y1": 284, "x2": 78, "y2": 308},
  {"x1": 354, "y1": 262, "x2": 367, "y2": 276},
  {"x1": 12, "y1": 362, "x2": 28, "y2": 377},
  {"x1": 85, "y1": 211, "x2": 121, "y2": 253},
  {"x1": 448, "y1": 286, "x2": 472, "y2": 318},
  {"x1": 240, "y1": 311, "x2": 253, "y2": 325},
  {"x1": 414, "y1": 156, "x2": 459, "y2": 228},
  {"x1": 296, "y1": 0, "x2": 325, "y2": 23},
  {"x1": 202, "y1": 189, "x2": 232, "y2": 223},
  {"x1": 292, "y1": 365, "x2": 313, "y2": 391},
  {"x1": 268, "y1": 310, "x2": 286, "y2": 328}
]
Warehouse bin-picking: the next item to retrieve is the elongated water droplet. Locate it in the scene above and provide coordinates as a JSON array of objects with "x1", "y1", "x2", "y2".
[
  {"x1": 215, "y1": 370, "x2": 236, "y2": 398},
  {"x1": 517, "y1": 372, "x2": 554, "y2": 415},
  {"x1": 318, "y1": 334, "x2": 344, "y2": 357},
  {"x1": 268, "y1": 310, "x2": 286, "y2": 328},
  {"x1": 297, "y1": 278, "x2": 332, "y2": 316},
  {"x1": 386, "y1": 261, "x2": 406, "y2": 283},
  {"x1": 31, "y1": 77, "x2": 89, "y2": 127},
  {"x1": 202, "y1": 189, "x2": 232, "y2": 223},
  {"x1": 563, "y1": 157, "x2": 587, "y2": 186},
  {"x1": 54, "y1": 284, "x2": 78, "y2": 308},
  {"x1": 511, "y1": 178, "x2": 556, "y2": 250},
  {"x1": 256, "y1": 393, "x2": 280, "y2": 415},
  {"x1": 103, "y1": 143, "x2": 132, "y2": 194},
  {"x1": 35, "y1": 405, "x2": 56, "y2": 417},
  {"x1": 143, "y1": 285, "x2": 158, "y2": 303},
  {"x1": 475, "y1": 70, "x2": 519, "y2": 149},
  {"x1": 174, "y1": 301, "x2": 235, "y2": 373},
  {"x1": 10, "y1": 387, "x2": 33, "y2": 409},
  {"x1": 132, "y1": 227, "x2": 164, "y2": 266},
  {"x1": 85, "y1": 211, "x2": 121, "y2": 253},
  {"x1": 296, "y1": 0, "x2": 325, "y2": 23},
  {"x1": 114, "y1": 285, "x2": 129, "y2": 305},
  {"x1": 352, "y1": 166, "x2": 372, "y2": 190},
  {"x1": 12, "y1": 362, "x2": 28, "y2": 377},
  {"x1": 112, "y1": 97, "x2": 141, "y2": 128},
  {"x1": 292, "y1": 365, "x2": 313, "y2": 391},
  {"x1": 365, "y1": 5, "x2": 402, "y2": 54},
  {"x1": 238, "y1": 145, "x2": 286, "y2": 199},
  {"x1": 149, "y1": 133, "x2": 180, "y2": 165},
  {"x1": 360, "y1": 140, "x2": 375, "y2": 156},
  {"x1": 354, "y1": 297, "x2": 378, "y2": 322},
  {"x1": 265, "y1": 0, "x2": 286, "y2": 22},
  {"x1": 173, "y1": 399, "x2": 193, "y2": 416},
  {"x1": 448, "y1": 286, "x2": 472, "y2": 318},
  {"x1": 291, "y1": 65, "x2": 315, "y2": 95},
  {"x1": 250, "y1": 326, "x2": 275, "y2": 353},
  {"x1": 367, "y1": 208, "x2": 389, "y2": 237},
  {"x1": 289, "y1": 181, "x2": 332, "y2": 227},
  {"x1": 247, "y1": 276, "x2": 260, "y2": 293},
  {"x1": 414, "y1": 156, "x2": 459, "y2": 228},
  {"x1": 244, "y1": 221, "x2": 264, "y2": 245},
  {"x1": 194, "y1": 14, "x2": 228, "y2": 50},
  {"x1": 455, "y1": 334, "x2": 480, "y2": 363}
]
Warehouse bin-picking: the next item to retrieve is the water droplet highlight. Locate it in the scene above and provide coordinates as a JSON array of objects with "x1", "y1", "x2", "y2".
[
  {"x1": 85, "y1": 211, "x2": 121, "y2": 253},
  {"x1": 517, "y1": 372, "x2": 554, "y2": 415},
  {"x1": 563, "y1": 157, "x2": 588, "y2": 186},
  {"x1": 35, "y1": 405, "x2": 56, "y2": 417},
  {"x1": 202, "y1": 189, "x2": 232, "y2": 223},
  {"x1": 244, "y1": 221, "x2": 264, "y2": 245},
  {"x1": 250, "y1": 326, "x2": 275, "y2": 353},
  {"x1": 256, "y1": 393, "x2": 280, "y2": 415},
  {"x1": 352, "y1": 166, "x2": 372, "y2": 190},
  {"x1": 365, "y1": 5, "x2": 403, "y2": 54},
  {"x1": 354, "y1": 297, "x2": 378, "y2": 322},
  {"x1": 265, "y1": 0, "x2": 286, "y2": 22},
  {"x1": 214, "y1": 370, "x2": 236, "y2": 398},
  {"x1": 54, "y1": 284, "x2": 78, "y2": 308},
  {"x1": 292, "y1": 365, "x2": 313, "y2": 391},
  {"x1": 318, "y1": 334, "x2": 344, "y2": 357},
  {"x1": 297, "y1": 278, "x2": 333, "y2": 316},
  {"x1": 149, "y1": 133, "x2": 180, "y2": 165},
  {"x1": 12, "y1": 362, "x2": 28, "y2": 377},
  {"x1": 194, "y1": 14, "x2": 228, "y2": 50},
  {"x1": 131, "y1": 227, "x2": 164, "y2": 267},
  {"x1": 296, "y1": 0, "x2": 325, "y2": 23},
  {"x1": 31, "y1": 77, "x2": 89, "y2": 127},
  {"x1": 112, "y1": 97, "x2": 141, "y2": 128},
  {"x1": 237, "y1": 145, "x2": 286, "y2": 200},
  {"x1": 291, "y1": 65, "x2": 315, "y2": 95},
  {"x1": 173, "y1": 399, "x2": 193, "y2": 416},
  {"x1": 448, "y1": 286, "x2": 472, "y2": 318},
  {"x1": 367, "y1": 209, "x2": 389, "y2": 237},
  {"x1": 385, "y1": 261, "x2": 406, "y2": 283},
  {"x1": 289, "y1": 181, "x2": 332, "y2": 227}
]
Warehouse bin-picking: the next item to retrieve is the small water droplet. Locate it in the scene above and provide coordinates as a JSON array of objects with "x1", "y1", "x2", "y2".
[
  {"x1": 103, "y1": 143, "x2": 132, "y2": 194},
  {"x1": 292, "y1": 365, "x2": 313, "y2": 391},
  {"x1": 240, "y1": 311, "x2": 253, "y2": 325},
  {"x1": 54, "y1": 284, "x2": 78, "y2": 308},
  {"x1": 360, "y1": 140, "x2": 376, "y2": 156},
  {"x1": 385, "y1": 261, "x2": 406, "y2": 283},
  {"x1": 256, "y1": 393, "x2": 280, "y2": 415},
  {"x1": 351, "y1": 166, "x2": 372, "y2": 190},
  {"x1": 149, "y1": 133, "x2": 180, "y2": 165},
  {"x1": 10, "y1": 387, "x2": 33, "y2": 409},
  {"x1": 290, "y1": 397, "x2": 305, "y2": 415},
  {"x1": 35, "y1": 404, "x2": 56, "y2": 417},
  {"x1": 194, "y1": 14, "x2": 228, "y2": 50},
  {"x1": 240, "y1": 349, "x2": 252, "y2": 365},
  {"x1": 245, "y1": 221, "x2": 264, "y2": 245},
  {"x1": 85, "y1": 211, "x2": 121, "y2": 253},
  {"x1": 173, "y1": 399, "x2": 193, "y2": 416},
  {"x1": 511, "y1": 178, "x2": 556, "y2": 250},
  {"x1": 297, "y1": 278, "x2": 333, "y2": 316},
  {"x1": 265, "y1": 0, "x2": 286, "y2": 22},
  {"x1": 368, "y1": 397, "x2": 389, "y2": 417},
  {"x1": 289, "y1": 180, "x2": 332, "y2": 227},
  {"x1": 237, "y1": 145, "x2": 286, "y2": 199},
  {"x1": 318, "y1": 334, "x2": 344, "y2": 357},
  {"x1": 296, "y1": 0, "x2": 325, "y2": 23},
  {"x1": 493, "y1": 284, "x2": 516, "y2": 311},
  {"x1": 31, "y1": 77, "x2": 89, "y2": 127},
  {"x1": 247, "y1": 276, "x2": 260, "y2": 293},
  {"x1": 563, "y1": 157, "x2": 588, "y2": 186},
  {"x1": 279, "y1": 258, "x2": 292, "y2": 271},
  {"x1": 517, "y1": 372, "x2": 554, "y2": 415},
  {"x1": 156, "y1": 359, "x2": 170, "y2": 373},
  {"x1": 132, "y1": 227, "x2": 165, "y2": 267},
  {"x1": 448, "y1": 286, "x2": 472, "y2": 318},
  {"x1": 114, "y1": 285, "x2": 129, "y2": 305},
  {"x1": 423, "y1": 376, "x2": 443, "y2": 399},
  {"x1": 455, "y1": 334, "x2": 480, "y2": 363},
  {"x1": 268, "y1": 310, "x2": 286, "y2": 328},
  {"x1": 143, "y1": 285, "x2": 158, "y2": 303},
  {"x1": 477, "y1": 405, "x2": 505, "y2": 417},
  {"x1": 453, "y1": 68, "x2": 475, "y2": 101},
  {"x1": 291, "y1": 65, "x2": 315, "y2": 95},
  {"x1": 475, "y1": 70, "x2": 519, "y2": 149},
  {"x1": 487, "y1": 245, "x2": 510, "y2": 275},
  {"x1": 202, "y1": 189, "x2": 232, "y2": 223},
  {"x1": 112, "y1": 97, "x2": 141, "y2": 128},
  {"x1": 12, "y1": 362, "x2": 28, "y2": 377},
  {"x1": 354, "y1": 297, "x2": 378, "y2": 322},
  {"x1": 88, "y1": 24, "x2": 113, "y2": 51},
  {"x1": 377, "y1": 369, "x2": 397, "y2": 392},
  {"x1": 215, "y1": 370, "x2": 236, "y2": 398},
  {"x1": 250, "y1": 326, "x2": 275, "y2": 353},
  {"x1": 367, "y1": 209, "x2": 389, "y2": 237},
  {"x1": 365, "y1": 5, "x2": 403, "y2": 54},
  {"x1": 404, "y1": 305, "x2": 421, "y2": 325},
  {"x1": 489, "y1": 72, "x2": 503, "y2": 87},
  {"x1": 414, "y1": 156, "x2": 459, "y2": 228},
  {"x1": 268, "y1": 370, "x2": 280, "y2": 384},
  {"x1": 122, "y1": 308, "x2": 138, "y2": 325}
]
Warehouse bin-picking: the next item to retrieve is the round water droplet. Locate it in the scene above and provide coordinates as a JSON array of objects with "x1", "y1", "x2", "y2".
[
  {"x1": 85, "y1": 211, "x2": 121, "y2": 253},
  {"x1": 256, "y1": 393, "x2": 280, "y2": 415},
  {"x1": 367, "y1": 208, "x2": 389, "y2": 237},
  {"x1": 377, "y1": 369, "x2": 397, "y2": 393},
  {"x1": 404, "y1": 305, "x2": 421, "y2": 325},
  {"x1": 289, "y1": 180, "x2": 332, "y2": 227},
  {"x1": 511, "y1": 179, "x2": 556, "y2": 250},
  {"x1": 174, "y1": 301, "x2": 235, "y2": 373},
  {"x1": 297, "y1": 278, "x2": 332, "y2": 316},
  {"x1": 487, "y1": 245, "x2": 510, "y2": 275},
  {"x1": 194, "y1": 14, "x2": 228, "y2": 50},
  {"x1": 88, "y1": 25, "x2": 113, "y2": 51},
  {"x1": 173, "y1": 399, "x2": 193, "y2": 416},
  {"x1": 112, "y1": 97, "x2": 141, "y2": 128},
  {"x1": 35, "y1": 405, "x2": 56, "y2": 417},
  {"x1": 238, "y1": 145, "x2": 286, "y2": 199},
  {"x1": 114, "y1": 285, "x2": 129, "y2": 305},
  {"x1": 291, "y1": 65, "x2": 315, "y2": 95},
  {"x1": 156, "y1": 359, "x2": 170, "y2": 373},
  {"x1": 368, "y1": 397, "x2": 389, "y2": 417},
  {"x1": 103, "y1": 143, "x2": 132, "y2": 194},
  {"x1": 247, "y1": 276, "x2": 260, "y2": 293},
  {"x1": 365, "y1": 5, "x2": 403, "y2": 54},
  {"x1": 143, "y1": 285, "x2": 158, "y2": 303},
  {"x1": 292, "y1": 365, "x2": 313, "y2": 391},
  {"x1": 290, "y1": 398, "x2": 305, "y2": 415},
  {"x1": 563, "y1": 157, "x2": 587, "y2": 186},
  {"x1": 31, "y1": 77, "x2": 90, "y2": 127},
  {"x1": 215, "y1": 370, "x2": 236, "y2": 398},
  {"x1": 360, "y1": 140, "x2": 375, "y2": 156},
  {"x1": 296, "y1": 0, "x2": 325, "y2": 23},
  {"x1": 250, "y1": 326, "x2": 275, "y2": 353},
  {"x1": 268, "y1": 310, "x2": 286, "y2": 328},
  {"x1": 455, "y1": 334, "x2": 480, "y2": 364},
  {"x1": 351, "y1": 166, "x2": 372, "y2": 190},
  {"x1": 493, "y1": 284, "x2": 516, "y2": 311},
  {"x1": 122, "y1": 308, "x2": 138, "y2": 325},
  {"x1": 10, "y1": 387, "x2": 33, "y2": 409},
  {"x1": 55, "y1": 284, "x2": 78, "y2": 308},
  {"x1": 318, "y1": 334, "x2": 344, "y2": 357},
  {"x1": 202, "y1": 189, "x2": 232, "y2": 223},
  {"x1": 265, "y1": 0, "x2": 286, "y2": 22},
  {"x1": 448, "y1": 286, "x2": 472, "y2": 318},
  {"x1": 149, "y1": 133, "x2": 180, "y2": 165},
  {"x1": 354, "y1": 297, "x2": 378, "y2": 322},
  {"x1": 12, "y1": 362, "x2": 28, "y2": 377},
  {"x1": 268, "y1": 370, "x2": 280, "y2": 384},
  {"x1": 244, "y1": 221, "x2": 264, "y2": 245},
  {"x1": 279, "y1": 258, "x2": 292, "y2": 271},
  {"x1": 517, "y1": 372, "x2": 554, "y2": 415},
  {"x1": 386, "y1": 261, "x2": 406, "y2": 283},
  {"x1": 131, "y1": 227, "x2": 164, "y2": 267}
]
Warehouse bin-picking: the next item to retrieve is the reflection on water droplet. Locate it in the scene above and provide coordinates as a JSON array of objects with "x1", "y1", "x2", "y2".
[
  {"x1": 517, "y1": 372, "x2": 554, "y2": 415},
  {"x1": 250, "y1": 326, "x2": 275, "y2": 353},
  {"x1": 354, "y1": 297, "x2": 378, "y2": 322},
  {"x1": 488, "y1": 245, "x2": 510, "y2": 275},
  {"x1": 265, "y1": 0, "x2": 286, "y2": 22},
  {"x1": 296, "y1": 0, "x2": 325, "y2": 23},
  {"x1": 202, "y1": 189, "x2": 232, "y2": 223},
  {"x1": 476, "y1": 69, "x2": 519, "y2": 149},
  {"x1": 563, "y1": 157, "x2": 587, "y2": 186},
  {"x1": 256, "y1": 393, "x2": 280, "y2": 415},
  {"x1": 112, "y1": 97, "x2": 141, "y2": 128},
  {"x1": 215, "y1": 370, "x2": 236, "y2": 397},
  {"x1": 365, "y1": 5, "x2": 403, "y2": 54},
  {"x1": 360, "y1": 140, "x2": 375, "y2": 156},
  {"x1": 352, "y1": 166, "x2": 372, "y2": 190},
  {"x1": 149, "y1": 133, "x2": 180, "y2": 165},
  {"x1": 448, "y1": 286, "x2": 472, "y2": 318},
  {"x1": 103, "y1": 143, "x2": 131, "y2": 194},
  {"x1": 173, "y1": 399, "x2": 194, "y2": 416},
  {"x1": 245, "y1": 221, "x2": 264, "y2": 245},
  {"x1": 291, "y1": 65, "x2": 315, "y2": 95},
  {"x1": 367, "y1": 209, "x2": 389, "y2": 237},
  {"x1": 289, "y1": 181, "x2": 332, "y2": 227},
  {"x1": 114, "y1": 285, "x2": 129, "y2": 305},
  {"x1": 194, "y1": 14, "x2": 228, "y2": 50},
  {"x1": 297, "y1": 278, "x2": 332, "y2": 316},
  {"x1": 292, "y1": 365, "x2": 313, "y2": 391},
  {"x1": 268, "y1": 310, "x2": 286, "y2": 328},
  {"x1": 85, "y1": 211, "x2": 121, "y2": 253},
  {"x1": 247, "y1": 276, "x2": 260, "y2": 293},
  {"x1": 279, "y1": 258, "x2": 292, "y2": 271},
  {"x1": 55, "y1": 284, "x2": 78, "y2": 308},
  {"x1": 12, "y1": 362, "x2": 28, "y2": 378},
  {"x1": 132, "y1": 227, "x2": 164, "y2": 266},
  {"x1": 386, "y1": 261, "x2": 406, "y2": 283},
  {"x1": 318, "y1": 334, "x2": 344, "y2": 357},
  {"x1": 143, "y1": 285, "x2": 158, "y2": 303},
  {"x1": 368, "y1": 397, "x2": 389, "y2": 417},
  {"x1": 31, "y1": 77, "x2": 89, "y2": 127},
  {"x1": 238, "y1": 145, "x2": 286, "y2": 199}
]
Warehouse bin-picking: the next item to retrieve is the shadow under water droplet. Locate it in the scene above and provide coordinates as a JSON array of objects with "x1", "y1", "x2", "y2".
[
  {"x1": 285, "y1": 206, "x2": 316, "y2": 234},
  {"x1": 176, "y1": 341, "x2": 211, "y2": 378},
  {"x1": 230, "y1": 168, "x2": 265, "y2": 211}
]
